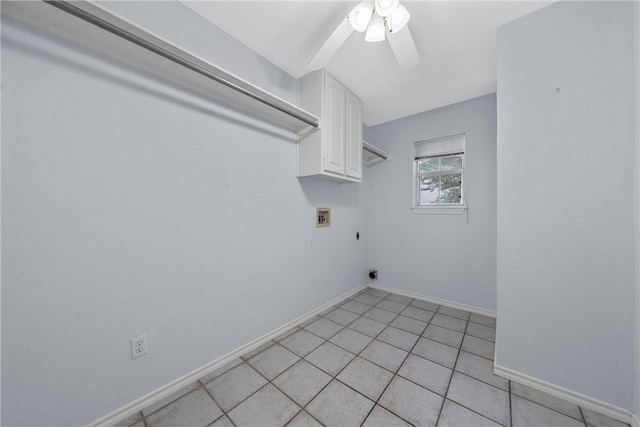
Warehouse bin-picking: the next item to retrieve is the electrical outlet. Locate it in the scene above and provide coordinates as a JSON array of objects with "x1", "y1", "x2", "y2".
[{"x1": 131, "y1": 334, "x2": 148, "y2": 359}]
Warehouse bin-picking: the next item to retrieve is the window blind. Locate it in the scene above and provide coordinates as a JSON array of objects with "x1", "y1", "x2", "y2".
[{"x1": 414, "y1": 133, "x2": 465, "y2": 159}]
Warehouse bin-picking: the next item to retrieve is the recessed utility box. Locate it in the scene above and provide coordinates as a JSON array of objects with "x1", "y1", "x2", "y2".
[{"x1": 316, "y1": 208, "x2": 331, "y2": 228}]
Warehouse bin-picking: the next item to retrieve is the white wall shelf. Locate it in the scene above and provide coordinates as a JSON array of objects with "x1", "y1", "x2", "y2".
[
  {"x1": 2, "y1": 0, "x2": 319, "y2": 136},
  {"x1": 363, "y1": 140, "x2": 388, "y2": 166},
  {"x1": 297, "y1": 70, "x2": 363, "y2": 183}
]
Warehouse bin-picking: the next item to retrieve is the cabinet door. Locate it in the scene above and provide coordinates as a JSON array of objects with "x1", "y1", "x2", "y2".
[
  {"x1": 345, "y1": 90, "x2": 363, "y2": 179},
  {"x1": 323, "y1": 74, "x2": 346, "y2": 175}
]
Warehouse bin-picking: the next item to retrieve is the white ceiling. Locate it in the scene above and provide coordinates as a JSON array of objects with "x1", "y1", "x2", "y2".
[{"x1": 182, "y1": 1, "x2": 551, "y2": 126}]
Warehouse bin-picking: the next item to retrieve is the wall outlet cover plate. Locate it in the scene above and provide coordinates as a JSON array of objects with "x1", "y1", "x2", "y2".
[{"x1": 131, "y1": 334, "x2": 148, "y2": 359}]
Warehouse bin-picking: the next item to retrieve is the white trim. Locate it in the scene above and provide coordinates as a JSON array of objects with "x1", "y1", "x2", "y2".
[
  {"x1": 493, "y1": 364, "x2": 636, "y2": 426},
  {"x1": 411, "y1": 206, "x2": 467, "y2": 215},
  {"x1": 368, "y1": 283, "x2": 496, "y2": 318},
  {"x1": 632, "y1": 413, "x2": 639, "y2": 427},
  {"x1": 91, "y1": 285, "x2": 366, "y2": 427}
]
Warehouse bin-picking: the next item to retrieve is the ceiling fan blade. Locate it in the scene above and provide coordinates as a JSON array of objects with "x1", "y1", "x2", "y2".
[
  {"x1": 308, "y1": 18, "x2": 354, "y2": 70},
  {"x1": 388, "y1": 26, "x2": 421, "y2": 72}
]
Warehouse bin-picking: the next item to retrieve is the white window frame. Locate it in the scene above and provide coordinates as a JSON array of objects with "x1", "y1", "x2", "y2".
[{"x1": 411, "y1": 133, "x2": 467, "y2": 215}]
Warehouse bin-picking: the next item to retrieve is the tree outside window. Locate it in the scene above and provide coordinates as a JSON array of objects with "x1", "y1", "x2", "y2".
[{"x1": 416, "y1": 153, "x2": 463, "y2": 205}]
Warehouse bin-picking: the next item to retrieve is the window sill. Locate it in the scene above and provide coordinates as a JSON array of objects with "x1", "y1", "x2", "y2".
[{"x1": 411, "y1": 205, "x2": 467, "y2": 215}]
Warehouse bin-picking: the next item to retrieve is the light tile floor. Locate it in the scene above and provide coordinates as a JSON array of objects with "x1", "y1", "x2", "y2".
[{"x1": 116, "y1": 288, "x2": 631, "y2": 427}]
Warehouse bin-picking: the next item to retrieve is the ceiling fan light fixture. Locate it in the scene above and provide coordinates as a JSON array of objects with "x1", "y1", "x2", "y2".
[
  {"x1": 365, "y1": 14, "x2": 386, "y2": 42},
  {"x1": 375, "y1": 0, "x2": 399, "y2": 18},
  {"x1": 388, "y1": 4, "x2": 410, "y2": 33},
  {"x1": 348, "y1": 0, "x2": 374, "y2": 32}
]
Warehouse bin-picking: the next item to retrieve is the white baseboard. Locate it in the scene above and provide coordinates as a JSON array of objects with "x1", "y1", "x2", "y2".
[
  {"x1": 369, "y1": 283, "x2": 497, "y2": 318},
  {"x1": 91, "y1": 285, "x2": 366, "y2": 427},
  {"x1": 493, "y1": 364, "x2": 635, "y2": 426}
]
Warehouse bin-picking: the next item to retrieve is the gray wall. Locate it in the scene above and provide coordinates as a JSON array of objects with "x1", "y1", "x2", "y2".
[
  {"x1": 364, "y1": 94, "x2": 497, "y2": 312},
  {"x1": 496, "y1": 1, "x2": 636, "y2": 411},
  {"x1": 1, "y1": 3, "x2": 367, "y2": 425}
]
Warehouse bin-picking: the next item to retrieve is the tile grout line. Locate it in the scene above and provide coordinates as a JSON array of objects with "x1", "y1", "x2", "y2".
[
  {"x1": 509, "y1": 380, "x2": 513, "y2": 427},
  {"x1": 437, "y1": 309, "x2": 528, "y2": 427},
  {"x1": 140, "y1": 383, "x2": 214, "y2": 424},
  {"x1": 509, "y1": 383, "x2": 591, "y2": 423},
  {"x1": 439, "y1": 370, "x2": 591, "y2": 426},
  {"x1": 262, "y1": 334, "x2": 346, "y2": 427},
  {"x1": 325, "y1": 316, "x2": 440, "y2": 378},
  {"x1": 430, "y1": 314, "x2": 510, "y2": 425},
  {"x1": 152, "y1": 291, "x2": 579, "y2": 427},
  {"x1": 437, "y1": 312, "x2": 573, "y2": 427},
  {"x1": 301, "y1": 292, "x2": 498, "y2": 426},
  {"x1": 268, "y1": 299, "x2": 380, "y2": 427},
  {"x1": 281, "y1": 327, "x2": 337, "y2": 356},
  {"x1": 433, "y1": 307, "x2": 471, "y2": 427},
  {"x1": 442, "y1": 396, "x2": 511, "y2": 426},
  {"x1": 247, "y1": 346, "x2": 316, "y2": 425},
  {"x1": 139, "y1": 290, "x2": 582, "y2": 427},
  {"x1": 270, "y1": 370, "x2": 326, "y2": 427},
  {"x1": 433, "y1": 311, "x2": 496, "y2": 334},
  {"x1": 206, "y1": 413, "x2": 236, "y2": 427},
  {"x1": 446, "y1": 368, "x2": 508, "y2": 394},
  {"x1": 283, "y1": 408, "x2": 322, "y2": 427},
  {"x1": 578, "y1": 406, "x2": 588, "y2": 427},
  {"x1": 272, "y1": 296, "x2": 390, "y2": 426},
  {"x1": 308, "y1": 292, "x2": 411, "y2": 421},
  {"x1": 198, "y1": 379, "x2": 236, "y2": 427},
  {"x1": 282, "y1": 409, "x2": 304, "y2": 427},
  {"x1": 293, "y1": 290, "x2": 414, "y2": 425},
  {"x1": 357, "y1": 294, "x2": 440, "y2": 427},
  {"x1": 137, "y1": 292, "x2": 486, "y2": 427},
  {"x1": 284, "y1": 291, "x2": 401, "y2": 425},
  {"x1": 346, "y1": 316, "x2": 503, "y2": 396},
  {"x1": 211, "y1": 357, "x2": 295, "y2": 423}
]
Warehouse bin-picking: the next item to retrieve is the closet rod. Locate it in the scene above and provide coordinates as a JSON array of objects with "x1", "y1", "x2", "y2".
[
  {"x1": 43, "y1": 0, "x2": 319, "y2": 129},
  {"x1": 363, "y1": 142, "x2": 388, "y2": 160}
]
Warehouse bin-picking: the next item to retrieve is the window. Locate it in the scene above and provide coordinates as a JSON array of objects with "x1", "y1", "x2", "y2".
[{"x1": 413, "y1": 133, "x2": 466, "y2": 213}]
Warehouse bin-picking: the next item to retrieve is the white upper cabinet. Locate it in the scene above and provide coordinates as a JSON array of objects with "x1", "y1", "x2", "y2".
[
  {"x1": 297, "y1": 70, "x2": 363, "y2": 183},
  {"x1": 323, "y1": 75, "x2": 346, "y2": 175},
  {"x1": 344, "y1": 90, "x2": 363, "y2": 180}
]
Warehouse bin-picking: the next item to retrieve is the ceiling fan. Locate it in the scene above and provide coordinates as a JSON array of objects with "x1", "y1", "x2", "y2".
[{"x1": 308, "y1": 0, "x2": 421, "y2": 72}]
